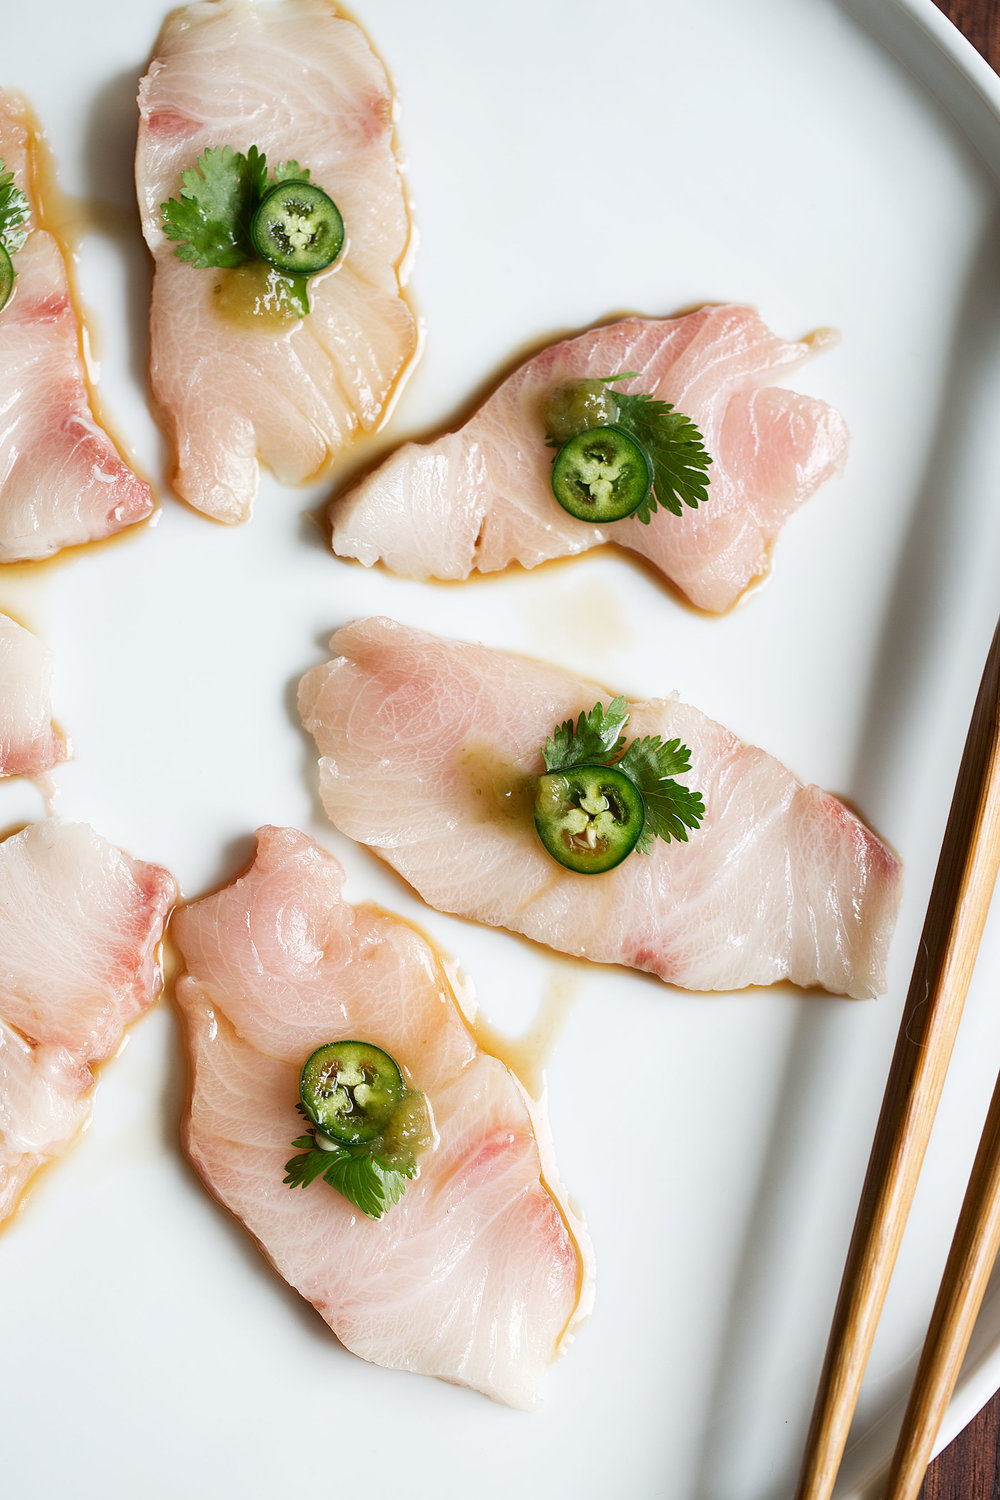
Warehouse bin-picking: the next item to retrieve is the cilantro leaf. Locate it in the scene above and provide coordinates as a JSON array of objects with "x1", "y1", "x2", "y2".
[
  {"x1": 160, "y1": 144, "x2": 265, "y2": 269},
  {"x1": 618, "y1": 735, "x2": 706, "y2": 851},
  {"x1": 542, "y1": 696, "x2": 630, "y2": 772},
  {"x1": 320, "y1": 1149, "x2": 414, "y2": 1219},
  {"x1": 612, "y1": 388, "x2": 712, "y2": 521},
  {"x1": 283, "y1": 1128, "x2": 416, "y2": 1220},
  {"x1": 0, "y1": 159, "x2": 30, "y2": 257},
  {"x1": 272, "y1": 161, "x2": 310, "y2": 184},
  {"x1": 618, "y1": 733, "x2": 693, "y2": 782},
  {"x1": 283, "y1": 1133, "x2": 337, "y2": 1188}
]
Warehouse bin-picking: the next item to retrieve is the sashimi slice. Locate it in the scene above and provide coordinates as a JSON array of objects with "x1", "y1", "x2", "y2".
[
  {"x1": 0, "y1": 91, "x2": 154, "y2": 563},
  {"x1": 0, "y1": 613, "x2": 67, "y2": 777},
  {"x1": 329, "y1": 304, "x2": 848, "y2": 612},
  {"x1": 136, "y1": 0, "x2": 418, "y2": 524},
  {"x1": 0, "y1": 1022, "x2": 92, "y2": 1225},
  {"x1": 298, "y1": 618, "x2": 901, "y2": 999},
  {"x1": 171, "y1": 825, "x2": 591, "y2": 1409},
  {"x1": 0, "y1": 820, "x2": 177, "y2": 1223}
]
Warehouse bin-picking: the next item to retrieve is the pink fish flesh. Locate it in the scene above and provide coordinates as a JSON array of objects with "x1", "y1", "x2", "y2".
[
  {"x1": 136, "y1": 0, "x2": 419, "y2": 524},
  {"x1": 0, "y1": 614, "x2": 67, "y2": 778},
  {"x1": 299, "y1": 618, "x2": 901, "y2": 999},
  {"x1": 330, "y1": 304, "x2": 848, "y2": 612},
  {"x1": 0, "y1": 820, "x2": 176, "y2": 1223},
  {"x1": 0, "y1": 91, "x2": 154, "y2": 562},
  {"x1": 171, "y1": 825, "x2": 591, "y2": 1408}
]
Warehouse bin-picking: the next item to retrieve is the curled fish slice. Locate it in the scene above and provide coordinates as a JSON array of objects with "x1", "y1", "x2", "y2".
[
  {"x1": 172, "y1": 825, "x2": 591, "y2": 1409},
  {"x1": 0, "y1": 90, "x2": 154, "y2": 562},
  {"x1": 136, "y1": 0, "x2": 418, "y2": 523},
  {"x1": 330, "y1": 304, "x2": 847, "y2": 612},
  {"x1": 299, "y1": 618, "x2": 901, "y2": 999},
  {"x1": 0, "y1": 820, "x2": 176, "y2": 1224}
]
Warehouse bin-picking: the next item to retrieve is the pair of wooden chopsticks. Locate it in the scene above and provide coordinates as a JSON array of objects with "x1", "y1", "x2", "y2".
[{"x1": 793, "y1": 616, "x2": 1000, "y2": 1500}]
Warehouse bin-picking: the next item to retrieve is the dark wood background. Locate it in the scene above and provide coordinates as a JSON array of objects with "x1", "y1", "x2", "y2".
[
  {"x1": 935, "y1": 0, "x2": 1000, "y2": 57},
  {"x1": 915, "y1": 10, "x2": 1000, "y2": 1496}
]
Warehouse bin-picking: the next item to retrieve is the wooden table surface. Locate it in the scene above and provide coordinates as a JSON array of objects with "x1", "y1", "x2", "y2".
[{"x1": 915, "y1": 8, "x2": 1000, "y2": 1495}]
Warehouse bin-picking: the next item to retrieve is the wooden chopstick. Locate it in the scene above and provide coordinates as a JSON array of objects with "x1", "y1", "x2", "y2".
[
  {"x1": 793, "y1": 616, "x2": 1000, "y2": 1500},
  {"x1": 882, "y1": 1050, "x2": 1000, "y2": 1497}
]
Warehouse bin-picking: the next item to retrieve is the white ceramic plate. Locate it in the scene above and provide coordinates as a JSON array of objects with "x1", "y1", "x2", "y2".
[{"x1": 3, "y1": 2, "x2": 1000, "y2": 1495}]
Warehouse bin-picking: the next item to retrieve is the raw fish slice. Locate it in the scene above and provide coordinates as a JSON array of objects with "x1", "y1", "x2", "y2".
[
  {"x1": 0, "y1": 821, "x2": 175, "y2": 1059},
  {"x1": 0, "y1": 613, "x2": 67, "y2": 777},
  {"x1": 172, "y1": 826, "x2": 590, "y2": 1409},
  {"x1": 0, "y1": 1020, "x2": 90, "y2": 1223},
  {"x1": 0, "y1": 820, "x2": 176, "y2": 1223},
  {"x1": 136, "y1": 0, "x2": 418, "y2": 523},
  {"x1": 298, "y1": 618, "x2": 901, "y2": 999},
  {"x1": 330, "y1": 304, "x2": 847, "y2": 612},
  {"x1": 0, "y1": 91, "x2": 154, "y2": 563}
]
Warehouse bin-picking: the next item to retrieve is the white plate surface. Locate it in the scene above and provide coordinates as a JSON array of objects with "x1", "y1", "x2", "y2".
[{"x1": 3, "y1": 2, "x2": 1000, "y2": 1496}]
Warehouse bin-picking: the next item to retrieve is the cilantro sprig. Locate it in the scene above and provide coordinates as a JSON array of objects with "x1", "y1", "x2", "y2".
[
  {"x1": 618, "y1": 732, "x2": 705, "y2": 851},
  {"x1": 160, "y1": 146, "x2": 315, "y2": 314},
  {"x1": 545, "y1": 372, "x2": 712, "y2": 524},
  {"x1": 542, "y1": 697, "x2": 705, "y2": 853},
  {"x1": 284, "y1": 1122, "x2": 417, "y2": 1221},
  {"x1": 612, "y1": 386, "x2": 712, "y2": 523},
  {"x1": 284, "y1": 1054, "x2": 430, "y2": 1222},
  {"x1": 542, "y1": 695, "x2": 629, "y2": 770}
]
